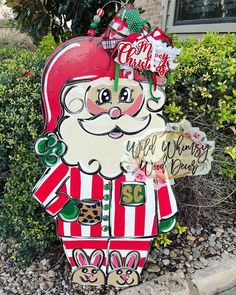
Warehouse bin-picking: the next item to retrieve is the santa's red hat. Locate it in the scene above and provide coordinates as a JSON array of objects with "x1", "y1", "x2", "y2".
[{"x1": 41, "y1": 37, "x2": 145, "y2": 132}]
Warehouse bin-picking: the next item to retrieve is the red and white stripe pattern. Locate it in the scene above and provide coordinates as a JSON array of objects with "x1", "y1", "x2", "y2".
[
  {"x1": 157, "y1": 180, "x2": 178, "y2": 220},
  {"x1": 33, "y1": 162, "x2": 70, "y2": 216},
  {"x1": 110, "y1": 175, "x2": 159, "y2": 237},
  {"x1": 96, "y1": 8, "x2": 104, "y2": 17},
  {"x1": 62, "y1": 238, "x2": 109, "y2": 274},
  {"x1": 62, "y1": 237, "x2": 152, "y2": 275},
  {"x1": 57, "y1": 168, "x2": 111, "y2": 238},
  {"x1": 33, "y1": 162, "x2": 177, "y2": 238}
]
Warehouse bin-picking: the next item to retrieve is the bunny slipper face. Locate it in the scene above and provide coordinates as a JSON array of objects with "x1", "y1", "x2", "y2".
[
  {"x1": 107, "y1": 250, "x2": 140, "y2": 287},
  {"x1": 72, "y1": 249, "x2": 105, "y2": 286},
  {"x1": 72, "y1": 266, "x2": 105, "y2": 285},
  {"x1": 107, "y1": 267, "x2": 139, "y2": 287}
]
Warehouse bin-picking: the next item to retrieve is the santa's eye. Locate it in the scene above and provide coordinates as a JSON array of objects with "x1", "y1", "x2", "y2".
[
  {"x1": 119, "y1": 87, "x2": 133, "y2": 103},
  {"x1": 96, "y1": 88, "x2": 112, "y2": 105}
]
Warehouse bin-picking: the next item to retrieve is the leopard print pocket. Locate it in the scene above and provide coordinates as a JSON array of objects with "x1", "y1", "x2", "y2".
[{"x1": 78, "y1": 199, "x2": 102, "y2": 225}]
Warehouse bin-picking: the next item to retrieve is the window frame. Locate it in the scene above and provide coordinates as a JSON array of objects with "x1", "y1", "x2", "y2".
[{"x1": 166, "y1": 0, "x2": 236, "y2": 33}]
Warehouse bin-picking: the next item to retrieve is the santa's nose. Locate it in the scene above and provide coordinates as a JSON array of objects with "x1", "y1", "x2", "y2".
[{"x1": 109, "y1": 107, "x2": 122, "y2": 119}]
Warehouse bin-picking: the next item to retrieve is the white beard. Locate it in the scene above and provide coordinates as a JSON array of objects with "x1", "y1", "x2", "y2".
[
  {"x1": 59, "y1": 79, "x2": 166, "y2": 179},
  {"x1": 59, "y1": 113, "x2": 165, "y2": 179}
]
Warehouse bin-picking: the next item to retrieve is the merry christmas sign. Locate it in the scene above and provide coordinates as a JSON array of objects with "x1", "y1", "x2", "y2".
[{"x1": 33, "y1": 4, "x2": 214, "y2": 289}]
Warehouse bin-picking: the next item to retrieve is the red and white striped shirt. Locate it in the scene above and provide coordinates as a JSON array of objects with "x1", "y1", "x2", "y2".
[{"x1": 33, "y1": 161, "x2": 177, "y2": 238}]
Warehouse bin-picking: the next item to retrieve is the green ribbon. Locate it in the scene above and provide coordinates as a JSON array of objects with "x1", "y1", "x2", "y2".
[
  {"x1": 138, "y1": 19, "x2": 151, "y2": 33},
  {"x1": 167, "y1": 72, "x2": 172, "y2": 84},
  {"x1": 126, "y1": 8, "x2": 151, "y2": 34},
  {"x1": 149, "y1": 73, "x2": 160, "y2": 101},
  {"x1": 114, "y1": 62, "x2": 120, "y2": 92},
  {"x1": 126, "y1": 8, "x2": 141, "y2": 33}
]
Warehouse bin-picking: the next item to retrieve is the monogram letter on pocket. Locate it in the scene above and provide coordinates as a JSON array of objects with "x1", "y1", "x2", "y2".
[{"x1": 120, "y1": 182, "x2": 145, "y2": 206}]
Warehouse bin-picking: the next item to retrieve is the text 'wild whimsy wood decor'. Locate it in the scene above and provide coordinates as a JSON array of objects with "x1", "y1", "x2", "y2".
[{"x1": 33, "y1": 3, "x2": 214, "y2": 288}]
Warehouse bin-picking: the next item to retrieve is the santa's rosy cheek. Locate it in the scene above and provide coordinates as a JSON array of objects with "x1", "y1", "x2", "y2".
[
  {"x1": 123, "y1": 94, "x2": 144, "y2": 116},
  {"x1": 86, "y1": 98, "x2": 107, "y2": 115}
]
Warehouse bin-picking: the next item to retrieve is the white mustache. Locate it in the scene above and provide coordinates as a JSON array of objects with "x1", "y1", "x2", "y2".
[{"x1": 79, "y1": 113, "x2": 151, "y2": 135}]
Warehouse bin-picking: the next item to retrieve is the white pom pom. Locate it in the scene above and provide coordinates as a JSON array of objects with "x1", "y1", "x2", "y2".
[{"x1": 93, "y1": 15, "x2": 101, "y2": 23}]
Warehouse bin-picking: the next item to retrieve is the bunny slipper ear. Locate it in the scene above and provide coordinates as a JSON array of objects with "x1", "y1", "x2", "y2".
[
  {"x1": 109, "y1": 251, "x2": 123, "y2": 270},
  {"x1": 73, "y1": 249, "x2": 89, "y2": 267},
  {"x1": 90, "y1": 249, "x2": 105, "y2": 268},
  {"x1": 125, "y1": 251, "x2": 140, "y2": 270}
]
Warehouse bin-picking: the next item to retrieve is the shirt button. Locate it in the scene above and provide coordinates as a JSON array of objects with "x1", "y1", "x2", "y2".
[
  {"x1": 102, "y1": 215, "x2": 109, "y2": 221},
  {"x1": 103, "y1": 204, "x2": 110, "y2": 210},
  {"x1": 103, "y1": 194, "x2": 110, "y2": 201},
  {"x1": 102, "y1": 225, "x2": 110, "y2": 232},
  {"x1": 104, "y1": 183, "x2": 111, "y2": 190}
]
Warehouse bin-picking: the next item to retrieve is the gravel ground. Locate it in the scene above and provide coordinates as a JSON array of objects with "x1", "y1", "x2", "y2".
[{"x1": 0, "y1": 217, "x2": 235, "y2": 295}]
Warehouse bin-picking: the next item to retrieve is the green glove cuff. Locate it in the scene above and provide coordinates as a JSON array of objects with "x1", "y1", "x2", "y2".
[
  {"x1": 59, "y1": 199, "x2": 79, "y2": 221},
  {"x1": 159, "y1": 216, "x2": 176, "y2": 233}
]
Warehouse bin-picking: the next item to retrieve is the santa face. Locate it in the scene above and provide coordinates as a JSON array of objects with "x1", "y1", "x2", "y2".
[
  {"x1": 59, "y1": 77, "x2": 166, "y2": 179},
  {"x1": 81, "y1": 78, "x2": 150, "y2": 139}
]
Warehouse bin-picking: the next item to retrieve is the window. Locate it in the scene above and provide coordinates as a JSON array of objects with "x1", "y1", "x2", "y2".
[
  {"x1": 174, "y1": 0, "x2": 236, "y2": 25},
  {"x1": 165, "y1": 0, "x2": 236, "y2": 34}
]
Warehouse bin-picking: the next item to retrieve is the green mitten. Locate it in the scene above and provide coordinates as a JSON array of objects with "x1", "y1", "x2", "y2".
[
  {"x1": 159, "y1": 216, "x2": 176, "y2": 233},
  {"x1": 59, "y1": 199, "x2": 79, "y2": 221}
]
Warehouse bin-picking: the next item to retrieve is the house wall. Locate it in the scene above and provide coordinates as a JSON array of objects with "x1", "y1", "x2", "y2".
[
  {"x1": 135, "y1": 0, "x2": 236, "y2": 39},
  {"x1": 135, "y1": 0, "x2": 165, "y2": 29}
]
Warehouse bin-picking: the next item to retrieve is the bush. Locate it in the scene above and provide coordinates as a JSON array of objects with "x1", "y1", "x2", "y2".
[
  {"x1": 165, "y1": 33, "x2": 236, "y2": 222},
  {"x1": 38, "y1": 33, "x2": 62, "y2": 58},
  {"x1": 165, "y1": 33, "x2": 236, "y2": 129},
  {"x1": 0, "y1": 45, "x2": 56, "y2": 266}
]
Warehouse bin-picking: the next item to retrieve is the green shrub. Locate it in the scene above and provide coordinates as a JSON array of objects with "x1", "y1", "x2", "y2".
[
  {"x1": 165, "y1": 33, "x2": 236, "y2": 180},
  {"x1": 166, "y1": 33, "x2": 236, "y2": 128},
  {"x1": 165, "y1": 33, "x2": 236, "y2": 223},
  {"x1": 153, "y1": 222, "x2": 187, "y2": 249},
  {"x1": 38, "y1": 34, "x2": 62, "y2": 58},
  {"x1": 0, "y1": 45, "x2": 57, "y2": 267}
]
